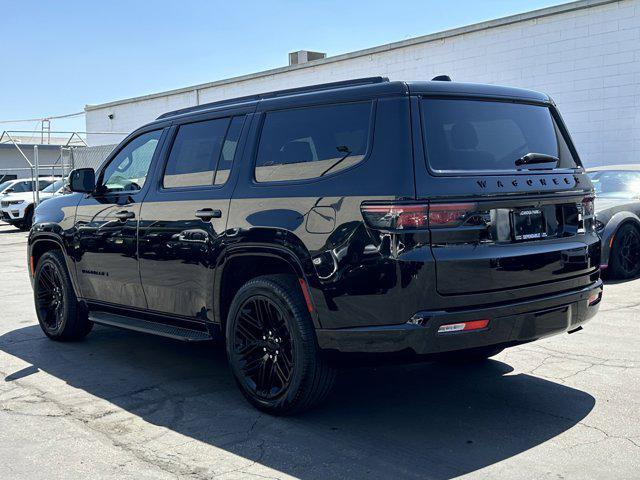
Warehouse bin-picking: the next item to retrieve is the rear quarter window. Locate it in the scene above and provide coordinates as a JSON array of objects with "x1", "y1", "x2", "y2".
[
  {"x1": 254, "y1": 101, "x2": 372, "y2": 182},
  {"x1": 421, "y1": 98, "x2": 578, "y2": 173}
]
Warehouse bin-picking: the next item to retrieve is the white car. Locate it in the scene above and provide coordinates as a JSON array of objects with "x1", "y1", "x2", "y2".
[
  {"x1": 0, "y1": 177, "x2": 54, "y2": 196},
  {"x1": 1, "y1": 178, "x2": 66, "y2": 230}
]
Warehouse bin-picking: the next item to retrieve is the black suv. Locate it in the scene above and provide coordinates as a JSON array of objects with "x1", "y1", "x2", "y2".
[{"x1": 29, "y1": 77, "x2": 602, "y2": 414}]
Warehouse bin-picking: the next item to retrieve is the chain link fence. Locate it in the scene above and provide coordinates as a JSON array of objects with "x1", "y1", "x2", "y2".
[{"x1": 70, "y1": 144, "x2": 117, "y2": 171}]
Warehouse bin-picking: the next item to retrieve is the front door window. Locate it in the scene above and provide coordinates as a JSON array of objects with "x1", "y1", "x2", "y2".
[{"x1": 100, "y1": 130, "x2": 162, "y2": 193}]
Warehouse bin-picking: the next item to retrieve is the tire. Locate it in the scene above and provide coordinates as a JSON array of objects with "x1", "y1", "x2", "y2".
[
  {"x1": 609, "y1": 223, "x2": 640, "y2": 280},
  {"x1": 226, "y1": 274, "x2": 335, "y2": 415},
  {"x1": 437, "y1": 345, "x2": 505, "y2": 364},
  {"x1": 33, "y1": 250, "x2": 93, "y2": 341},
  {"x1": 19, "y1": 207, "x2": 33, "y2": 230}
]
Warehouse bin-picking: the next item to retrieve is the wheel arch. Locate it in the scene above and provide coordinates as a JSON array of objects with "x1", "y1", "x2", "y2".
[
  {"x1": 29, "y1": 233, "x2": 81, "y2": 297},
  {"x1": 214, "y1": 245, "x2": 320, "y2": 335},
  {"x1": 600, "y1": 211, "x2": 640, "y2": 268}
]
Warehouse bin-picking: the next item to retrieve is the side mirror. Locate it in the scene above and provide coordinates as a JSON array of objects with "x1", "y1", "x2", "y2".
[
  {"x1": 69, "y1": 168, "x2": 96, "y2": 193},
  {"x1": 4, "y1": 188, "x2": 14, "y2": 194}
]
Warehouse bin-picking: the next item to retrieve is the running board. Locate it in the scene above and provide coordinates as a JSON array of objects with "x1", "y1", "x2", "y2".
[{"x1": 89, "y1": 312, "x2": 213, "y2": 342}]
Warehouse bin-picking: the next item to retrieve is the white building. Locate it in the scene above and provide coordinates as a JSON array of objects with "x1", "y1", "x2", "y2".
[{"x1": 85, "y1": 0, "x2": 640, "y2": 167}]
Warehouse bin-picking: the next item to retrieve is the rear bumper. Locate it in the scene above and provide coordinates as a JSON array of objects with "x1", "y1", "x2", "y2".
[{"x1": 316, "y1": 279, "x2": 602, "y2": 356}]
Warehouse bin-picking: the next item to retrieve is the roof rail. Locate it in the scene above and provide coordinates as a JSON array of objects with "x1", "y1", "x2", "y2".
[{"x1": 157, "y1": 76, "x2": 389, "y2": 120}]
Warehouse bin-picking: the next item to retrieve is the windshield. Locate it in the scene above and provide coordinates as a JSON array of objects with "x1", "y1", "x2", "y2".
[
  {"x1": 0, "y1": 181, "x2": 12, "y2": 192},
  {"x1": 588, "y1": 170, "x2": 640, "y2": 199},
  {"x1": 421, "y1": 99, "x2": 579, "y2": 172}
]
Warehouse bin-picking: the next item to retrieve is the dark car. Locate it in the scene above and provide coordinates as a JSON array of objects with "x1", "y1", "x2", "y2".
[
  {"x1": 28, "y1": 77, "x2": 602, "y2": 414},
  {"x1": 587, "y1": 165, "x2": 640, "y2": 279}
]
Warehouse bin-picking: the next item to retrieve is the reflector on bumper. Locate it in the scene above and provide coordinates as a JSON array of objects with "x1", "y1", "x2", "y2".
[{"x1": 437, "y1": 319, "x2": 489, "y2": 334}]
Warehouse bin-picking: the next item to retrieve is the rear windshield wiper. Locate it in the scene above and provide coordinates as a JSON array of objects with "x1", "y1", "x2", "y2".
[
  {"x1": 320, "y1": 145, "x2": 352, "y2": 177},
  {"x1": 515, "y1": 152, "x2": 559, "y2": 169}
]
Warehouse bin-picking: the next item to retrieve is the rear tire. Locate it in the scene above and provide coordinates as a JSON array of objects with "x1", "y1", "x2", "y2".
[
  {"x1": 609, "y1": 223, "x2": 640, "y2": 280},
  {"x1": 34, "y1": 250, "x2": 93, "y2": 341},
  {"x1": 437, "y1": 345, "x2": 504, "y2": 364},
  {"x1": 226, "y1": 274, "x2": 335, "y2": 415}
]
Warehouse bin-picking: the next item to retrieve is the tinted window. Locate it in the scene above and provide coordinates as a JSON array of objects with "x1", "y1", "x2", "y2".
[
  {"x1": 163, "y1": 119, "x2": 229, "y2": 188},
  {"x1": 214, "y1": 116, "x2": 244, "y2": 185},
  {"x1": 102, "y1": 130, "x2": 162, "y2": 193},
  {"x1": 38, "y1": 180, "x2": 52, "y2": 190},
  {"x1": 12, "y1": 181, "x2": 33, "y2": 193},
  {"x1": 255, "y1": 102, "x2": 371, "y2": 182},
  {"x1": 421, "y1": 99, "x2": 578, "y2": 172}
]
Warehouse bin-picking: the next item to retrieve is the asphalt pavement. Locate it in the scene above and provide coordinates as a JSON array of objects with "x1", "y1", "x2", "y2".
[{"x1": 0, "y1": 222, "x2": 638, "y2": 479}]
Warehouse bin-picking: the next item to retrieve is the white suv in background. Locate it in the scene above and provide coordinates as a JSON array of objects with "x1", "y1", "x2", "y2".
[
  {"x1": 1, "y1": 178, "x2": 65, "y2": 230},
  {"x1": 0, "y1": 178, "x2": 53, "y2": 196}
]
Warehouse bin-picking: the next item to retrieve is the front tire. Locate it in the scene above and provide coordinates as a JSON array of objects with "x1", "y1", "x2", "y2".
[
  {"x1": 226, "y1": 275, "x2": 335, "y2": 415},
  {"x1": 34, "y1": 250, "x2": 93, "y2": 341}
]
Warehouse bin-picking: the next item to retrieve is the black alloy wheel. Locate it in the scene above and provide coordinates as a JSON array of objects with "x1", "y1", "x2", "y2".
[
  {"x1": 610, "y1": 223, "x2": 640, "y2": 279},
  {"x1": 35, "y1": 262, "x2": 66, "y2": 332},
  {"x1": 33, "y1": 250, "x2": 93, "y2": 341},
  {"x1": 226, "y1": 275, "x2": 335, "y2": 415},
  {"x1": 233, "y1": 296, "x2": 294, "y2": 400}
]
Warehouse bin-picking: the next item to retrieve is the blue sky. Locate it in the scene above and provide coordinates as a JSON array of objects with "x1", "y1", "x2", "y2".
[{"x1": 0, "y1": 0, "x2": 570, "y2": 134}]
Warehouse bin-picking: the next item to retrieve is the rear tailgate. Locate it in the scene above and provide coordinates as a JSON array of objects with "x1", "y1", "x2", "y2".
[
  {"x1": 413, "y1": 94, "x2": 600, "y2": 298},
  {"x1": 430, "y1": 193, "x2": 599, "y2": 295}
]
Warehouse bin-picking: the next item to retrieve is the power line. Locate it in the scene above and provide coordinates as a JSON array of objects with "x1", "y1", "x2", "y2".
[{"x1": 0, "y1": 111, "x2": 85, "y2": 124}]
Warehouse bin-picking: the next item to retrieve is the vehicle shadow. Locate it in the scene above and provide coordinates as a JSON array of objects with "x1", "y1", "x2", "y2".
[
  {"x1": 0, "y1": 325, "x2": 595, "y2": 479},
  {"x1": 603, "y1": 273, "x2": 640, "y2": 285},
  {"x1": 0, "y1": 227, "x2": 23, "y2": 235}
]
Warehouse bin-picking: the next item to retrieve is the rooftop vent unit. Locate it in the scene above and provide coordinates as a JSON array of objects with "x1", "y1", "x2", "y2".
[
  {"x1": 432, "y1": 75, "x2": 452, "y2": 81},
  {"x1": 289, "y1": 50, "x2": 327, "y2": 66}
]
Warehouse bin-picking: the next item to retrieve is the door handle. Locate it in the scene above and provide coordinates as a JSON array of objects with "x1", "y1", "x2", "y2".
[
  {"x1": 195, "y1": 208, "x2": 222, "y2": 221},
  {"x1": 114, "y1": 210, "x2": 135, "y2": 220}
]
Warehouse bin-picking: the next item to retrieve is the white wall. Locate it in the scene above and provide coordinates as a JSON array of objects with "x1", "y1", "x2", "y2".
[{"x1": 86, "y1": 0, "x2": 640, "y2": 167}]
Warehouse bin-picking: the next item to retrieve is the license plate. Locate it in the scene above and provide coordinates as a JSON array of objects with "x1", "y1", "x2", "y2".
[{"x1": 512, "y1": 208, "x2": 547, "y2": 241}]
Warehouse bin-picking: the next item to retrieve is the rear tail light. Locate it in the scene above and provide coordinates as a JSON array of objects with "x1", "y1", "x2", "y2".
[
  {"x1": 582, "y1": 196, "x2": 595, "y2": 218},
  {"x1": 361, "y1": 203, "x2": 476, "y2": 230},
  {"x1": 437, "y1": 319, "x2": 489, "y2": 334},
  {"x1": 429, "y1": 203, "x2": 476, "y2": 227},
  {"x1": 580, "y1": 196, "x2": 595, "y2": 232},
  {"x1": 361, "y1": 204, "x2": 429, "y2": 230}
]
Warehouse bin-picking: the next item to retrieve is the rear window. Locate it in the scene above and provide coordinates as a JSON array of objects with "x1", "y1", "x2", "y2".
[
  {"x1": 421, "y1": 99, "x2": 578, "y2": 172},
  {"x1": 255, "y1": 102, "x2": 371, "y2": 182}
]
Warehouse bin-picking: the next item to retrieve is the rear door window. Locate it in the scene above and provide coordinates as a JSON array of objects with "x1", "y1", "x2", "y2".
[
  {"x1": 421, "y1": 99, "x2": 578, "y2": 173},
  {"x1": 163, "y1": 118, "x2": 229, "y2": 188},
  {"x1": 214, "y1": 116, "x2": 245, "y2": 185},
  {"x1": 255, "y1": 101, "x2": 372, "y2": 182},
  {"x1": 163, "y1": 116, "x2": 244, "y2": 188}
]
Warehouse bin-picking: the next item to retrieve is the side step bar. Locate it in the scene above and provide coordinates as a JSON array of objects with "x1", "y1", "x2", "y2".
[{"x1": 89, "y1": 311, "x2": 213, "y2": 342}]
